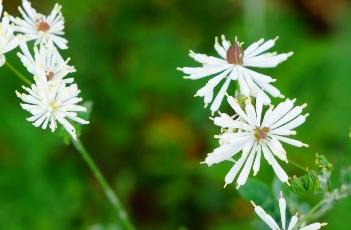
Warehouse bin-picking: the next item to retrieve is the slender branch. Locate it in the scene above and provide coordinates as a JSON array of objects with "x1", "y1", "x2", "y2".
[
  {"x1": 289, "y1": 159, "x2": 308, "y2": 172},
  {"x1": 300, "y1": 200, "x2": 325, "y2": 224},
  {"x1": 72, "y1": 138, "x2": 135, "y2": 230},
  {"x1": 5, "y1": 61, "x2": 32, "y2": 85}
]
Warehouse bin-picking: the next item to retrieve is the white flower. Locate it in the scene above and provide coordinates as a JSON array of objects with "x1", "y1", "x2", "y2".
[
  {"x1": 251, "y1": 192, "x2": 327, "y2": 230},
  {"x1": 177, "y1": 35, "x2": 293, "y2": 113},
  {"x1": 16, "y1": 68, "x2": 89, "y2": 140},
  {"x1": 18, "y1": 40, "x2": 75, "y2": 83},
  {"x1": 0, "y1": 1, "x2": 19, "y2": 66},
  {"x1": 11, "y1": 0, "x2": 67, "y2": 49},
  {"x1": 204, "y1": 94, "x2": 308, "y2": 188}
]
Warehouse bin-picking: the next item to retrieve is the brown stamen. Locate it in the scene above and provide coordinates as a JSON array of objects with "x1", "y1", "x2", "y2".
[
  {"x1": 254, "y1": 127, "x2": 270, "y2": 141},
  {"x1": 36, "y1": 20, "x2": 50, "y2": 32},
  {"x1": 226, "y1": 41, "x2": 243, "y2": 65},
  {"x1": 46, "y1": 71, "x2": 54, "y2": 81}
]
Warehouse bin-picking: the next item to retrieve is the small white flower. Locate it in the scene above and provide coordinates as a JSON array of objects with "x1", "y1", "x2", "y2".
[
  {"x1": 178, "y1": 35, "x2": 292, "y2": 113},
  {"x1": 16, "y1": 68, "x2": 89, "y2": 140},
  {"x1": 18, "y1": 40, "x2": 75, "y2": 83},
  {"x1": 251, "y1": 191, "x2": 327, "y2": 230},
  {"x1": 0, "y1": 1, "x2": 19, "y2": 66},
  {"x1": 204, "y1": 93, "x2": 308, "y2": 188},
  {"x1": 11, "y1": 0, "x2": 67, "y2": 49}
]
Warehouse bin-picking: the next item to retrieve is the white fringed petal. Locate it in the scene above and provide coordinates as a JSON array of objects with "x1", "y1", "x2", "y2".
[
  {"x1": 16, "y1": 68, "x2": 89, "y2": 140},
  {"x1": 179, "y1": 35, "x2": 292, "y2": 112},
  {"x1": 252, "y1": 192, "x2": 327, "y2": 230},
  {"x1": 11, "y1": 0, "x2": 68, "y2": 49}
]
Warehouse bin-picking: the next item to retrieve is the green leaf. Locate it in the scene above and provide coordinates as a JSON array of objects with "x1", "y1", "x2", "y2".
[{"x1": 238, "y1": 179, "x2": 272, "y2": 207}]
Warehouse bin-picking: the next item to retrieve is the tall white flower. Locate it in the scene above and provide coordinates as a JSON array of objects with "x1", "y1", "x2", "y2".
[
  {"x1": 204, "y1": 94, "x2": 308, "y2": 188},
  {"x1": 18, "y1": 40, "x2": 75, "y2": 83},
  {"x1": 16, "y1": 68, "x2": 88, "y2": 140},
  {"x1": 178, "y1": 35, "x2": 292, "y2": 113},
  {"x1": 11, "y1": 0, "x2": 67, "y2": 49},
  {"x1": 251, "y1": 192, "x2": 327, "y2": 230},
  {"x1": 0, "y1": 1, "x2": 19, "y2": 66}
]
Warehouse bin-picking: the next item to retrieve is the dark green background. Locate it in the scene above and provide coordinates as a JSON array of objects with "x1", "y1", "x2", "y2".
[{"x1": 1, "y1": 0, "x2": 351, "y2": 229}]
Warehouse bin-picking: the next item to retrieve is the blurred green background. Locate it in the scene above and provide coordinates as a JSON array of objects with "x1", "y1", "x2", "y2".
[{"x1": 1, "y1": 0, "x2": 351, "y2": 229}]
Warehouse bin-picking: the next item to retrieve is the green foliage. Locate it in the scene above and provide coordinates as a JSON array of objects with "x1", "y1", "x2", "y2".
[
  {"x1": 238, "y1": 179, "x2": 273, "y2": 208},
  {"x1": 289, "y1": 170, "x2": 320, "y2": 196}
]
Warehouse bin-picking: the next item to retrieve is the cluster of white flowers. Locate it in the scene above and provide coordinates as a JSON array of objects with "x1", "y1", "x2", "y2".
[
  {"x1": 179, "y1": 35, "x2": 306, "y2": 187},
  {"x1": 0, "y1": 0, "x2": 88, "y2": 140},
  {"x1": 179, "y1": 35, "x2": 326, "y2": 228}
]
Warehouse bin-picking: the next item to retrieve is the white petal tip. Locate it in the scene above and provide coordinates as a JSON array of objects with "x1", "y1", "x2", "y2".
[
  {"x1": 250, "y1": 201, "x2": 256, "y2": 207},
  {"x1": 301, "y1": 103, "x2": 308, "y2": 109}
]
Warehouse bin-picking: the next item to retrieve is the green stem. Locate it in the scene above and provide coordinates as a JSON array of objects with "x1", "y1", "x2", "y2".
[
  {"x1": 5, "y1": 61, "x2": 32, "y2": 85},
  {"x1": 289, "y1": 159, "x2": 308, "y2": 172},
  {"x1": 4, "y1": 61, "x2": 135, "y2": 229},
  {"x1": 300, "y1": 200, "x2": 325, "y2": 223},
  {"x1": 72, "y1": 138, "x2": 135, "y2": 230}
]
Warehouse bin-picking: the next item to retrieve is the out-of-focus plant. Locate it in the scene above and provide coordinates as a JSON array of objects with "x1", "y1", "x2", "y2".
[{"x1": 0, "y1": 0, "x2": 134, "y2": 229}]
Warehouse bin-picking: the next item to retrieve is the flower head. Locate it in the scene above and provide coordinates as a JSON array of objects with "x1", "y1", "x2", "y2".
[
  {"x1": 204, "y1": 93, "x2": 308, "y2": 188},
  {"x1": 0, "y1": 1, "x2": 19, "y2": 66},
  {"x1": 251, "y1": 191, "x2": 327, "y2": 230},
  {"x1": 18, "y1": 40, "x2": 75, "y2": 83},
  {"x1": 16, "y1": 68, "x2": 88, "y2": 140},
  {"x1": 178, "y1": 35, "x2": 292, "y2": 113},
  {"x1": 11, "y1": 0, "x2": 67, "y2": 49}
]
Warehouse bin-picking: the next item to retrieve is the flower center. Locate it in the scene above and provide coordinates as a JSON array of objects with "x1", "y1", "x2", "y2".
[
  {"x1": 254, "y1": 127, "x2": 270, "y2": 141},
  {"x1": 36, "y1": 18, "x2": 50, "y2": 32},
  {"x1": 49, "y1": 101, "x2": 59, "y2": 111},
  {"x1": 226, "y1": 41, "x2": 243, "y2": 65},
  {"x1": 46, "y1": 71, "x2": 54, "y2": 81}
]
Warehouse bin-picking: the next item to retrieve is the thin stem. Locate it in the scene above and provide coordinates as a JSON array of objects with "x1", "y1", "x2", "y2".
[
  {"x1": 72, "y1": 138, "x2": 135, "y2": 230},
  {"x1": 5, "y1": 61, "x2": 32, "y2": 85},
  {"x1": 6, "y1": 58, "x2": 135, "y2": 229},
  {"x1": 300, "y1": 200, "x2": 325, "y2": 224},
  {"x1": 289, "y1": 159, "x2": 308, "y2": 172}
]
